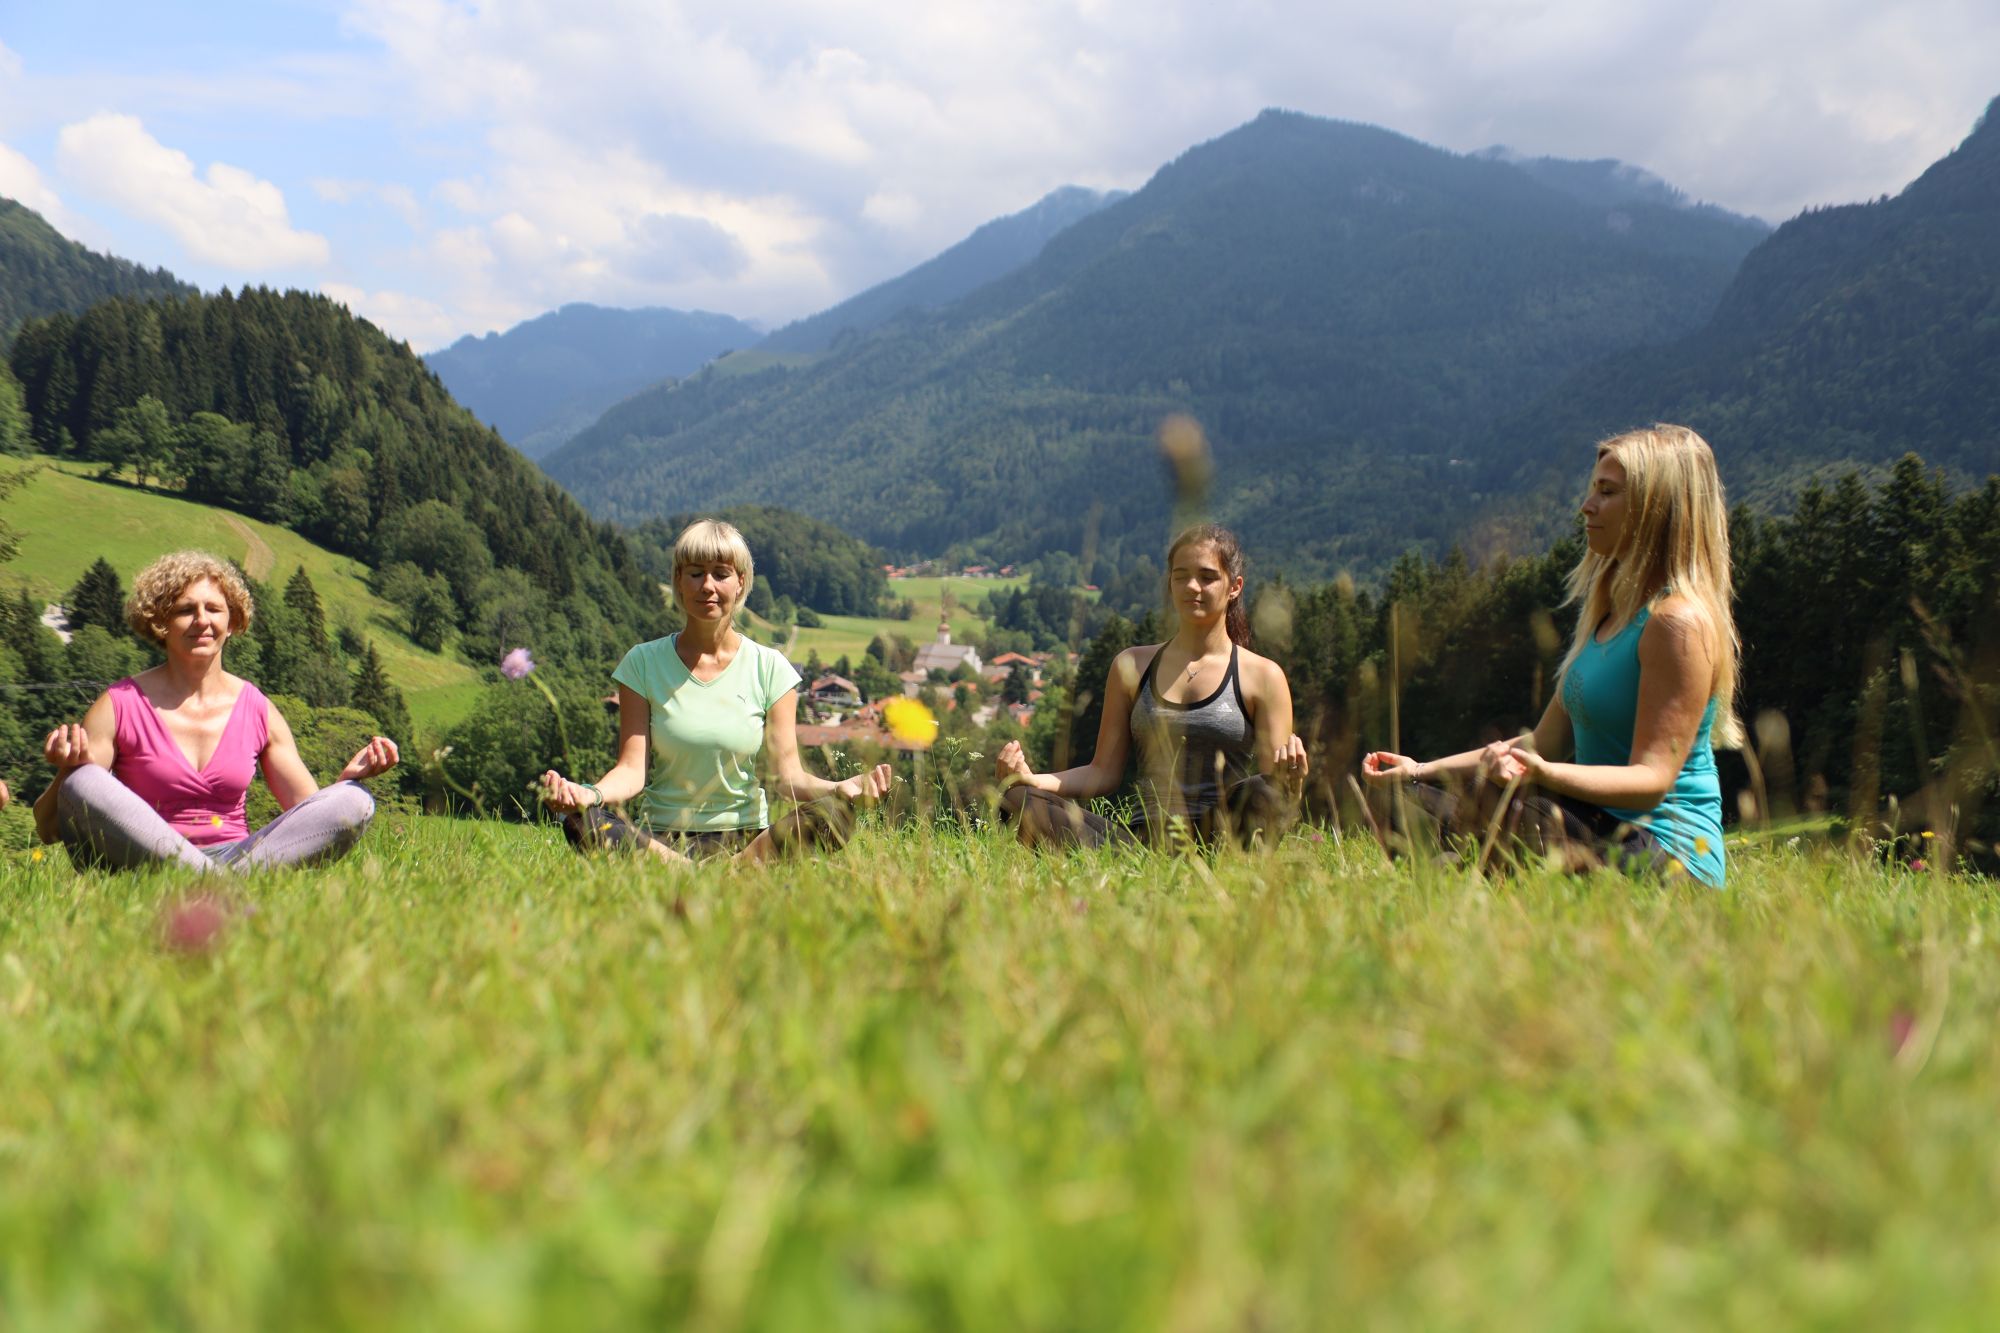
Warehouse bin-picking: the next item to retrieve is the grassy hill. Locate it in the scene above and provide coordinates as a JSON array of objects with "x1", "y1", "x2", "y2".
[
  {"x1": 0, "y1": 455, "x2": 481, "y2": 726},
  {"x1": 793, "y1": 574, "x2": 1029, "y2": 662}
]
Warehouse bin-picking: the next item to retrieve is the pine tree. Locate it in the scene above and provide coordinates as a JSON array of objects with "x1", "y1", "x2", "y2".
[
  {"x1": 283, "y1": 565, "x2": 329, "y2": 650},
  {"x1": 65, "y1": 557, "x2": 127, "y2": 636},
  {"x1": 1067, "y1": 612, "x2": 1137, "y2": 768},
  {"x1": 349, "y1": 640, "x2": 411, "y2": 744}
]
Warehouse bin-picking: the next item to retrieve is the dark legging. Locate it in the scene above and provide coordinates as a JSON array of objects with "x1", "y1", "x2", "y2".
[
  {"x1": 1389, "y1": 779, "x2": 1672, "y2": 876},
  {"x1": 562, "y1": 797, "x2": 856, "y2": 861},
  {"x1": 999, "y1": 775, "x2": 1291, "y2": 851}
]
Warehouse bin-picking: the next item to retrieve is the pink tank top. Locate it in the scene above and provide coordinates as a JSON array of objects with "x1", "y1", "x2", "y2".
[{"x1": 109, "y1": 677, "x2": 270, "y2": 846}]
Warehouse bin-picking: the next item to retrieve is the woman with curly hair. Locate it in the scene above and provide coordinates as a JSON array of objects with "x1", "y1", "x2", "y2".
[{"x1": 34, "y1": 550, "x2": 399, "y2": 872}]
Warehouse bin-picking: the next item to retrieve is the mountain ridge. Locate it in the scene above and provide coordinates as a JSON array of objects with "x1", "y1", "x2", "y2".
[
  {"x1": 0, "y1": 198, "x2": 197, "y2": 340},
  {"x1": 757, "y1": 185, "x2": 1124, "y2": 356},
  {"x1": 546, "y1": 107, "x2": 1771, "y2": 578},
  {"x1": 425, "y1": 303, "x2": 761, "y2": 458}
]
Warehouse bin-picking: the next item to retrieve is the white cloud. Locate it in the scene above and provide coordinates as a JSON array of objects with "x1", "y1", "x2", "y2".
[
  {"x1": 320, "y1": 282, "x2": 458, "y2": 350},
  {"x1": 55, "y1": 113, "x2": 330, "y2": 270},
  {"x1": 312, "y1": 176, "x2": 425, "y2": 229},
  {"x1": 0, "y1": 139, "x2": 74, "y2": 228},
  {"x1": 325, "y1": 0, "x2": 1999, "y2": 345}
]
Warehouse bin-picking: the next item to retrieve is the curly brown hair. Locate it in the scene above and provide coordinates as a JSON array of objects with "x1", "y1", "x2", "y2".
[{"x1": 125, "y1": 551, "x2": 256, "y2": 642}]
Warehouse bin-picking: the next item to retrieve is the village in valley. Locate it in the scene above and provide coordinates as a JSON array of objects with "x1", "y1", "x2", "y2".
[{"x1": 791, "y1": 559, "x2": 1078, "y2": 751}]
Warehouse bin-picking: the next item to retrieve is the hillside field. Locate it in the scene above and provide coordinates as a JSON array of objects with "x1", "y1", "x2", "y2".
[
  {"x1": 789, "y1": 574, "x2": 1029, "y2": 663},
  {"x1": 1, "y1": 818, "x2": 1994, "y2": 1328},
  {"x1": 0, "y1": 456, "x2": 482, "y2": 727}
]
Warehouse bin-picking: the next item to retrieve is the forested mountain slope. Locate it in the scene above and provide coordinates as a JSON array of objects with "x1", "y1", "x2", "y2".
[
  {"x1": 7, "y1": 288, "x2": 666, "y2": 664},
  {"x1": 425, "y1": 303, "x2": 761, "y2": 458},
  {"x1": 1485, "y1": 95, "x2": 2000, "y2": 527},
  {"x1": 757, "y1": 185, "x2": 1123, "y2": 356},
  {"x1": 546, "y1": 110, "x2": 1768, "y2": 578},
  {"x1": 0, "y1": 199, "x2": 195, "y2": 339}
]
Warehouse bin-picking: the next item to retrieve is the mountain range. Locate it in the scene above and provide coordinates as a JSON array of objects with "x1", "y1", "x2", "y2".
[
  {"x1": 1483, "y1": 93, "x2": 2000, "y2": 530},
  {"x1": 756, "y1": 185, "x2": 1125, "y2": 356},
  {"x1": 424, "y1": 304, "x2": 762, "y2": 459},
  {"x1": 543, "y1": 109, "x2": 1773, "y2": 576}
]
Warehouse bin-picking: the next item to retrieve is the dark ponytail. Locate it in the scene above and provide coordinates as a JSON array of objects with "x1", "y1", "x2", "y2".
[{"x1": 1166, "y1": 523, "x2": 1251, "y2": 647}]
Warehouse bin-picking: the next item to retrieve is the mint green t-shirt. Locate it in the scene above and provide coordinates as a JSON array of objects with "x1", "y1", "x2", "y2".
[{"x1": 611, "y1": 634, "x2": 802, "y2": 832}]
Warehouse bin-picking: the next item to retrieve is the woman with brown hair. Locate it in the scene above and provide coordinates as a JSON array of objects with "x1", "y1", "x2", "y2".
[
  {"x1": 1363, "y1": 424, "x2": 1741, "y2": 885},
  {"x1": 994, "y1": 523, "x2": 1309, "y2": 850}
]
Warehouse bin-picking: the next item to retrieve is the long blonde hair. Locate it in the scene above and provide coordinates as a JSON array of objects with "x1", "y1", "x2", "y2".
[{"x1": 1558, "y1": 424, "x2": 1743, "y2": 749}]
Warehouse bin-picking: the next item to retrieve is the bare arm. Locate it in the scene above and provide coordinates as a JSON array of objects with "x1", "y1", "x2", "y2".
[
  {"x1": 34, "y1": 694, "x2": 117, "y2": 844},
  {"x1": 542, "y1": 685, "x2": 651, "y2": 811},
  {"x1": 1362, "y1": 692, "x2": 1573, "y2": 786},
  {"x1": 995, "y1": 646, "x2": 1147, "y2": 800},
  {"x1": 765, "y1": 689, "x2": 892, "y2": 804},
  {"x1": 1511, "y1": 599, "x2": 1714, "y2": 809},
  {"x1": 1243, "y1": 653, "x2": 1308, "y2": 788},
  {"x1": 260, "y1": 703, "x2": 400, "y2": 812}
]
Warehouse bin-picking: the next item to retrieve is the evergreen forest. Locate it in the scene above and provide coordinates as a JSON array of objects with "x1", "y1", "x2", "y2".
[{"x1": 0, "y1": 199, "x2": 195, "y2": 340}]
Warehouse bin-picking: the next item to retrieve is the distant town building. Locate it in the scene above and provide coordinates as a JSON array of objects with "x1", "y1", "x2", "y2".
[{"x1": 912, "y1": 618, "x2": 982, "y2": 677}]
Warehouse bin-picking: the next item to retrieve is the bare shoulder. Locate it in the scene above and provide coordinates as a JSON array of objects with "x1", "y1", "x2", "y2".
[
  {"x1": 1109, "y1": 643, "x2": 1162, "y2": 690},
  {"x1": 1642, "y1": 595, "x2": 1718, "y2": 662},
  {"x1": 1235, "y1": 646, "x2": 1292, "y2": 696}
]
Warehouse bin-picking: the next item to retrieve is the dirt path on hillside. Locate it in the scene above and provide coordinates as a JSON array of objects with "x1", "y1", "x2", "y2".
[{"x1": 221, "y1": 515, "x2": 275, "y2": 579}]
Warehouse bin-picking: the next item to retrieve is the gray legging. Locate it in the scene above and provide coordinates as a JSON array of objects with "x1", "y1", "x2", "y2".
[{"x1": 55, "y1": 764, "x2": 376, "y2": 873}]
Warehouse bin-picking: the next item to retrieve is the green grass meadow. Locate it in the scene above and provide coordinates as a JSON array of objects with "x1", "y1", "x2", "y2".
[
  {"x1": 790, "y1": 575, "x2": 1028, "y2": 663},
  {"x1": 0, "y1": 456, "x2": 481, "y2": 727},
  {"x1": 3, "y1": 818, "x2": 1996, "y2": 1329}
]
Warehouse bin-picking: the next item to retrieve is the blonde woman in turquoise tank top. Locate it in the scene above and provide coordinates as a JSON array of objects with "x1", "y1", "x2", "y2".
[{"x1": 1363, "y1": 425, "x2": 1742, "y2": 886}]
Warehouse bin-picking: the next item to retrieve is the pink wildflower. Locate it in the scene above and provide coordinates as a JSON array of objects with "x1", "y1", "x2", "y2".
[
  {"x1": 163, "y1": 894, "x2": 230, "y2": 955},
  {"x1": 500, "y1": 647, "x2": 536, "y2": 680},
  {"x1": 1889, "y1": 1011, "x2": 1916, "y2": 1056}
]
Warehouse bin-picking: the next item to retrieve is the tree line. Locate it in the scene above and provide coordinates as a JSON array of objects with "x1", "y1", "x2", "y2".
[
  {"x1": 1037, "y1": 455, "x2": 1999, "y2": 844},
  {"x1": 5, "y1": 288, "x2": 667, "y2": 666}
]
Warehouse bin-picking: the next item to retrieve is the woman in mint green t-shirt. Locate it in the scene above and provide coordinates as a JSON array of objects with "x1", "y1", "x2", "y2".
[
  {"x1": 1362, "y1": 425, "x2": 1743, "y2": 886},
  {"x1": 539, "y1": 520, "x2": 891, "y2": 863}
]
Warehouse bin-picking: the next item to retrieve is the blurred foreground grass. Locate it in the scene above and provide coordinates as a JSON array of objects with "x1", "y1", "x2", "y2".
[{"x1": 1, "y1": 817, "x2": 1996, "y2": 1330}]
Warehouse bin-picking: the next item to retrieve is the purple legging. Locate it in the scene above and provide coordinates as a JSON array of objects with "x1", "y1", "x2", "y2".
[{"x1": 55, "y1": 764, "x2": 375, "y2": 873}]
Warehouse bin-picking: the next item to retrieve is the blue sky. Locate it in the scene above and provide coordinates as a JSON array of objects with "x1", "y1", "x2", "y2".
[{"x1": 3, "y1": 0, "x2": 1994, "y2": 352}]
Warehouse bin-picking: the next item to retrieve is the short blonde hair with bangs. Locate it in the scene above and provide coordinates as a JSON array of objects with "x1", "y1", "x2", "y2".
[
  {"x1": 672, "y1": 520, "x2": 755, "y2": 602},
  {"x1": 126, "y1": 550, "x2": 256, "y2": 641}
]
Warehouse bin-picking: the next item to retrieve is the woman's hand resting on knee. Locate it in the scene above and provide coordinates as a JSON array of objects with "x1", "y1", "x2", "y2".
[
  {"x1": 994, "y1": 740, "x2": 1035, "y2": 787},
  {"x1": 539, "y1": 771, "x2": 595, "y2": 813},
  {"x1": 337, "y1": 737, "x2": 400, "y2": 783},
  {"x1": 1361, "y1": 751, "x2": 1420, "y2": 783},
  {"x1": 834, "y1": 763, "x2": 894, "y2": 804},
  {"x1": 44, "y1": 724, "x2": 97, "y2": 771}
]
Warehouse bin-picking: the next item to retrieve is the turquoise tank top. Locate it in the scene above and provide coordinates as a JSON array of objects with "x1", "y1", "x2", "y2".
[{"x1": 1561, "y1": 606, "x2": 1726, "y2": 886}]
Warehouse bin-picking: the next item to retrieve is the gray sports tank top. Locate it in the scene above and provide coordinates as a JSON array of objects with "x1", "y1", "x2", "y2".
[{"x1": 1128, "y1": 643, "x2": 1255, "y2": 823}]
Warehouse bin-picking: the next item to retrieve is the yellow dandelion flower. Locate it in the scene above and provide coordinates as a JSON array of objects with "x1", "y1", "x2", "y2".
[
  {"x1": 1921, "y1": 830, "x2": 1936, "y2": 840},
  {"x1": 883, "y1": 697, "x2": 939, "y2": 749},
  {"x1": 31, "y1": 848, "x2": 45, "y2": 862},
  {"x1": 1693, "y1": 836, "x2": 1711, "y2": 857}
]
